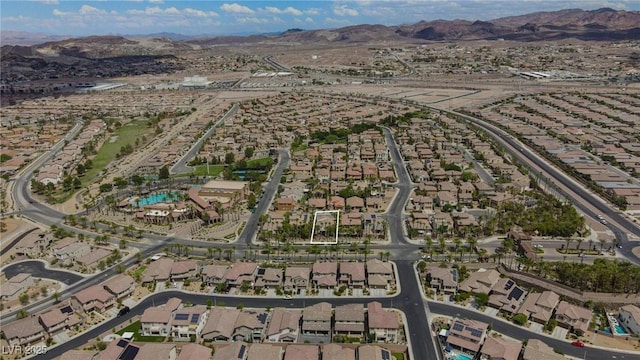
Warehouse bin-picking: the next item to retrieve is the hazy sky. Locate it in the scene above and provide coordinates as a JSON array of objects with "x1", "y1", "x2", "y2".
[{"x1": 2, "y1": 0, "x2": 638, "y2": 37}]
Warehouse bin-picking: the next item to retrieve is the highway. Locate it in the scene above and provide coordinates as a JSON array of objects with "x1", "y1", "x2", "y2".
[{"x1": 438, "y1": 108, "x2": 640, "y2": 265}]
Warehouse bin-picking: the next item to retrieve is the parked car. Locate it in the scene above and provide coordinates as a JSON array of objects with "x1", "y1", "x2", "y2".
[
  {"x1": 117, "y1": 306, "x2": 130, "y2": 317},
  {"x1": 571, "y1": 341, "x2": 584, "y2": 348}
]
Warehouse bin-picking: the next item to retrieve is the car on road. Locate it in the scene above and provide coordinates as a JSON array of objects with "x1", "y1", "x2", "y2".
[
  {"x1": 284, "y1": 294, "x2": 292, "y2": 300},
  {"x1": 117, "y1": 306, "x2": 130, "y2": 317},
  {"x1": 421, "y1": 254, "x2": 431, "y2": 260},
  {"x1": 571, "y1": 341, "x2": 585, "y2": 348}
]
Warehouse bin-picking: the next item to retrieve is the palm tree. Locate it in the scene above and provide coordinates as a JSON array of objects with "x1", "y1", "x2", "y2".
[
  {"x1": 576, "y1": 238, "x2": 583, "y2": 251},
  {"x1": 453, "y1": 238, "x2": 462, "y2": 262},
  {"x1": 439, "y1": 238, "x2": 446, "y2": 254},
  {"x1": 425, "y1": 237, "x2": 433, "y2": 254},
  {"x1": 224, "y1": 248, "x2": 233, "y2": 261},
  {"x1": 466, "y1": 237, "x2": 477, "y2": 262},
  {"x1": 599, "y1": 238, "x2": 606, "y2": 251}
]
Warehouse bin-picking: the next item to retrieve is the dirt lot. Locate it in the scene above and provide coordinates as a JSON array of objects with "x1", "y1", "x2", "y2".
[{"x1": 588, "y1": 330, "x2": 640, "y2": 352}]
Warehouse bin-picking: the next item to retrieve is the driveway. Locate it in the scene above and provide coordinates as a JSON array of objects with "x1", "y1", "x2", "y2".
[{"x1": 552, "y1": 326, "x2": 569, "y2": 340}]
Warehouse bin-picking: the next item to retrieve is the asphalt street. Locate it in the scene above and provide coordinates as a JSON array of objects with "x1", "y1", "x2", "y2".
[{"x1": 1, "y1": 260, "x2": 84, "y2": 285}]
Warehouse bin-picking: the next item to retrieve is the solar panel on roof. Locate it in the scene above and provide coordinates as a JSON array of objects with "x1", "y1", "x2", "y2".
[
  {"x1": 257, "y1": 313, "x2": 268, "y2": 324},
  {"x1": 505, "y1": 279, "x2": 514, "y2": 290},
  {"x1": 470, "y1": 329, "x2": 483, "y2": 337},
  {"x1": 175, "y1": 313, "x2": 189, "y2": 321},
  {"x1": 452, "y1": 323, "x2": 464, "y2": 331},
  {"x1": 509, "y1": 287, "x2": 524, "y2": 301},
  {"x1": 119, "y1": 345, "x2": 139, "y2": 360},
  {"x1": 238, "y1": 345, "x2": 247, "y2": 359},
  {"x1": 381, "y1": 350, "x2": 390, "y2": 360},
  {"x1": 191, "y1": 314, "x2": 200, "y2": 324},
  {"x1": 116, "y1": 339, "x2": 129, "y2": 348}
]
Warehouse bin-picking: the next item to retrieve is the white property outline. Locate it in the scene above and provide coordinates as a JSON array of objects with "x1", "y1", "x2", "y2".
[{"x1": 310, "y1": 210, "x2": 340, "y2": 244}]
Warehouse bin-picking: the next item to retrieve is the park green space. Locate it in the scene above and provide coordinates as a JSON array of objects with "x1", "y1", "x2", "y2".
[{"x1": 82, "y1": 120, "x2": 152, "y2": 185}]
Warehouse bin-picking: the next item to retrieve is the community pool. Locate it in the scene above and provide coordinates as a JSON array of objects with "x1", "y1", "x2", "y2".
[{"x1": 137, "y1": 191, "x2": 181, "y2": 207}]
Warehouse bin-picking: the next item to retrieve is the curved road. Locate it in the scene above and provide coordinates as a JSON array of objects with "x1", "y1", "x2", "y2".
[{"x1": 1, "y1": 260, "x2": 84, "y2": 285}]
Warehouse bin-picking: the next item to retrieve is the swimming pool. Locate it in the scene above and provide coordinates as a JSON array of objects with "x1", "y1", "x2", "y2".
[
  {"x1": 447, "y1": 352, "x2": 474, "y2": 360},
  {"x1": 613, "y1": 324, "x2": 629, "y2": 335},
  {"x1": 137, "y1": 191, "x2": 181, "y2": 207}
]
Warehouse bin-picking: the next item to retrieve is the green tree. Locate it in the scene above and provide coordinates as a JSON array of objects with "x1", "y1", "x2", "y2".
[
  {"x1": 159, "y1": 165, "x2": 170, "y2": 180},
  {"x1": 512, "y1": 313, "x2": 528, "y2": 326}
]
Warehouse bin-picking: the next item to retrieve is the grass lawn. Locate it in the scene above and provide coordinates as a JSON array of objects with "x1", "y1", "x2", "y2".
[
  {"x1": 247, "y1": 157, "x2": 274, "y2": 168},
  {"x1": 132, "y1": 265, "x2": 146, "y2": 278},
  {"x1": 82, "y1": 120, "x2": 153, "y2": 185},
  {"x1": 189, "y1": 164, "x2": 225, "y2": 176},
  {"x1": 392, "y1": 352, "x2": 405, "y2": 360},
  {"x1": 116, "y1": 320, "x2": 165, "y2": 342}
]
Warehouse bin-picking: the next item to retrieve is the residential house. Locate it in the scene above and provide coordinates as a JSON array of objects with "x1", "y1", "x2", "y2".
[
  {"x1": 202, "y1": 307, "x2": 241, "y2": 342},
  {"x1": 275, "y1": 198, "x2": 295, "y2": 212},
  {"x1": 212, "y1": 342, "x2": 249, "y2": 360},
  {"x1": 516, "y1": 291, "x2": 560, "y2": 325},
  {"x1": 15, "y1": 231, "x2": 50, "y2": 257},
  {"x1": 479, "y1": 336, "x2": 521, "y2": 360},
  {"x1": 555, "y1": 301, "x2": 593, "y2": 334},
  {"x1": 171, "y1": 260, "x2": 199, "y2": 281},
  {"x1": 0, "y1": 273, "x2": 33, "y2": 301},
  {"x1": 135, "y1": 344, "x2": 177, "y2": 360},
  {"x1": 246, "y1": 344, "x2": 283, "y2": 360},
  {"x1": 142, "y1": 258, "x2": 173, "y2": 284},
  {"x1": 233, "y1": 310, "x2": 270, "y2": 342},
  {"x1": 339, "y1": 262, "x2": 366, "y2": 288},
  {"x1": 488, "y1": 278, "x2": 527, "y2": 316},
  {"x1": 619, "y1": 304, "x2": 640, "y2": 335},
  {"x1": 334, "y1": 304, "x2": 365, "y2": 340},
  {"x1": 367, "y1": 302, "x2": 399, "y2": 343},
  {"x1": 426, "y1": 267, "x2": 458, "y2": 294},
  {"x1": 312, "y1": 262, "x2": 338, "y2": 289},
  {"x1": 140, "y1": 298, "x2": 182, "y2": 336},
  {"x1": 103, "y1": 274, "x2": 136, "y2": 300},
  {"x1": 266, "y1": 308, "x2": 302, "y2": 343},
  {"x1": 38, "y1": 307, "x2": 69, "y2": 334},
  {"x1": 53, "y1": 241, "x2": 91, "y2": 266},
  {"x1": 1, "y1": 316, "x2": 46, "y2": 346},
  {"x1": 224, "y1": 262, "x2": 259, "y2": 288},
  {"x1": 255, "y1": 268, "x2": 283, "y2": 289},
  {"x1": 366, "y1": 259, "x2": 394, "y2": 284},
  {"x1": 322, "y1": 344, "x2": 355, "y2": 360},
  {"x1": 357, "y1": 345, "x2": 393, "y2": 360},
  {"x1": 176, "y1": 343, "x2": 213, "y2": 360},
  {"x1": 302, "y1": 302, "x2": 333, "y2": 336},
  {"x1": 283, "y1": 345, "x2": 319, "y2": 360},
  {"x1": 170, "y1": 305, "x2": 208, "y2": 341},
  {"x1": 71, "y1": 285, "x2": 115, "y2": 313},
  {"x1": 201, "y1": 264, "x2": 229, "y2": 286},
  {"x1": 458, "y1": 269, "x2": 501, "y2": 294},
  {"x1": 523, "y1": 339, "x2": 564, "y2": 360},
  {"x1": 284, "y1": 266, "x2": 310, "y2": 294},
  {"x1": 446, "y1": 318, "x2": 488, "y2": 357}
]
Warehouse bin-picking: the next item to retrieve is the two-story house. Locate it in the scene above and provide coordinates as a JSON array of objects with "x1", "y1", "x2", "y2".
[
  {"x1": 233, "y1": 310, "x2": 270, "y2": 342},
  {"x1": 555, "y1": 301, "x2": 593, "y2": 334},
  {"x1": 517, "y1": 291, "x2": 560, "y2": 325},
  {"x1": 339, "y1": 262, "x2": 366, "y2": 288},
  {"x1": 170, "y1": 305, "x2": 208, "y2": 341},
  {"x1": 302, "y1": 302, "x2": 332, "y2": 336},
  {"x1": 266, "y1": 308, "x2": 302, "y2": 343},
  {"x1": 202, "y1": 307, "x2": 241, "y2": 342},
  {"x1": 224, "y1": 262, "x2": 259, "y2": 288},
  {"x1": 1, "y1": 316, "x2": 46, "y2": 347},
  {"x1": 140, "y1": 298, "x2": 182, "y2": 336},
  {"x1": 255, "y1": 268, "x2": 283, "y2": 289},
  {"x1": 367, "y1": 302, "x2": 399, "y2": 343},
  {"x1": 284, "y1": 266, "x2": 310, "y2": 294},
  {"x1": 201, "y1": 264, "x2": 229, "y2": 286},
  {"x1": 171, "y1": 260, "x2": 199, "y2": 281},
  {"x1": 446, "y1": 318, "x2": 488, "y2": 357},
  {"x1": 103, "y1": 274, "x2": 136, "y2": 300},
  {"x1": 71, "y1": 284, "x2": 116, "y2": 313},
  {"x1": 312, "y1": 262, "x2": 338, "y2": 289},
  {"x1": 426, "y1": 267, "x2": 458, "y2": 295},
  {"x1": 334, "y1": 304, "x2": 365, "y2": 340}
]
